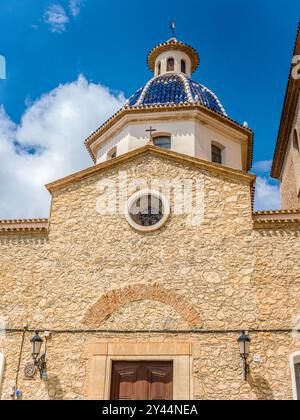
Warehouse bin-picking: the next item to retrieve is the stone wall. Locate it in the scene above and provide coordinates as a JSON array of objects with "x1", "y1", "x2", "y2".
[
  {"x1": 0, "y1": 153, "x2": 300, "y2": 400},
  {"x1": 1, "y1": 331, "x2": 300, "y2": 400},
  {"x1": 281, "y1": 144, "x2": 300, "y2": 209}
]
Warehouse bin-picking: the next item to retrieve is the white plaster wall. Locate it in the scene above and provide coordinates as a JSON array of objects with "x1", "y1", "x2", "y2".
[
  {"x1": 95, "y1": 119, "x2": 244, "y2": 171},
  {"x1": 154, "y1": 51, "x2": 192, "y2": 77},
  {"x1": 96, "y1": 128, "x2": 131, "y2": 163},
  {"x1": 195, "y1": 122, "x2": 243, "y2": 170},
  {"x1": 97, "y1": 121, "x2": 195, "y2": 163},
  {"x1": 126, "y1": 121, "x2": 195, "y2": 157}
]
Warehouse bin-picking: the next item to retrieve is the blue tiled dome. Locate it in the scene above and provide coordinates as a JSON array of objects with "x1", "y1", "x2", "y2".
[{"x1": 126, "y1": 73, "x2": 226, "y2": 116}]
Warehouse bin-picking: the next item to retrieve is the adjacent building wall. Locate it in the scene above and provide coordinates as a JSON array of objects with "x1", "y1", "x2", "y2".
[{"x1": 280, "y1": 93, "x2": 300, "y2": 210}]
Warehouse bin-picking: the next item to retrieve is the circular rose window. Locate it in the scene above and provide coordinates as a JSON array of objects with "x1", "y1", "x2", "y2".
[{"x1": 125, "y1": 190, "x2": 170, "y2": 232}]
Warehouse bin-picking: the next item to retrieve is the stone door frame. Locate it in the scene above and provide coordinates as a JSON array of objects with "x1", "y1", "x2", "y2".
[{"x1": 84, "y1": 342, "x2": 193, "y2": 400}]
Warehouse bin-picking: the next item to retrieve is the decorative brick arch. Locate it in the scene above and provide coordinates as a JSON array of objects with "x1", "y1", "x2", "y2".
[{"x1": 83, "y1": 283, "x2": 202, "y2": 328}]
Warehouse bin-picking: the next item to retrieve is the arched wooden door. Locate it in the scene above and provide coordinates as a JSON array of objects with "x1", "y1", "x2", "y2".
[{"x1": 110, "y1": 361, "x2": 173, "y2": 400}]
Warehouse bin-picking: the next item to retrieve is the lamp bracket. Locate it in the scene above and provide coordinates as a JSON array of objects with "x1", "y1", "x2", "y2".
[
  {"x1": 36, "y1": 353, "x2": 47, "y2": 379},
  {"x1": 24, "y1": 353, "x2": 46, "y2": 379},
  {"x1": 24, "y1": 362, "x2": 36, "y2": 379}
]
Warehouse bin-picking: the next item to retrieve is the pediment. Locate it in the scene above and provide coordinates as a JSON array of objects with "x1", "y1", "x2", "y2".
[{"x1": 46, "y1": 145, "x2": 255, "y2": 194}]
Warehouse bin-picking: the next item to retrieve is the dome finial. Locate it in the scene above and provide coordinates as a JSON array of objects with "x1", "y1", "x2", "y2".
[{"x1": 170, "y1": 20, "x2": 176, "y2": 39}]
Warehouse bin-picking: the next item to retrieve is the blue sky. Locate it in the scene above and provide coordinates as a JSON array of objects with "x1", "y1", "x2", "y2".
[{"x1": 0, "y1": 0, "x2": 299, "y2": 217}]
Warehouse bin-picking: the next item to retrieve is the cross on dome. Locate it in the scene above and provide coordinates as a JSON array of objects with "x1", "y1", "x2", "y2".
[{"x1": 170, "y1": 20, "x2": 176, "y2": 38}]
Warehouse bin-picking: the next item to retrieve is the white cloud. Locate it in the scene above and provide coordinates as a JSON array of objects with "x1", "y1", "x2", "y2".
[
  {"x1": 69, "y1": 0, "x2": 84, "y2": 17},
  {"x1": 0, "y1": 96, "x2": 283, "y2": 219},
  {"x1": 252, "y1": 160, "x2": 281, "y2": 210},
  {"x1": 44, "y1": 4, "x2": 69, "y2": 33},
  {"x1": 43, "y1": 1, "x2": 85, "y2": 33},
  {"x1": 0, "y1": 75, "x2": 124, "y2": 219},
  {"x1": 254, "y1": 176, "x2": 281, "y2": 211},
  {"x1": 252, "y1": 160, "x2": 272, "y2": 174}
]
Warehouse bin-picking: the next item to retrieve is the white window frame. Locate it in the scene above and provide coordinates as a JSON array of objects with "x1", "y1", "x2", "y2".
[
  {"x1": 0, "y1": 352, "x2": 4, "y2": 395},
  {"x1": 290, "y1": 351, "x2": 300, "y2": 400}
]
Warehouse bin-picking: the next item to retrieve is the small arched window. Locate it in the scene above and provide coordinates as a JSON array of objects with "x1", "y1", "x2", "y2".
[
  {"x1": 153, "y1": 135, "x2": 171, "y2": 150},
  {"x1": 167, "y1": 58, "x2": 175, "y2": 72},
  {"x1": 107, "y1": 146, "x2": 117, "y2": 160},
  {"x1": 181, "y1": 60, "x2": 186, "y2": 74},
  {"x1": 212, "y1": 145, "x2": 223, "y2": 165},
  {"x1": 293, "y1": 130, "x2": 300, "y2": 152},
  {"x1": 157, "y1": 61, "x2": 161, "y2": 76}
]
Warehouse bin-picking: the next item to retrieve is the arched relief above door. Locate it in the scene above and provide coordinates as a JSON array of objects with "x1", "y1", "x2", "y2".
[
  {"x1": 83, "y1": 283, "x2": 202, "y2": 328},
  {"x1": 100, "y1": 300, "x2": 189, "y2": 330}
]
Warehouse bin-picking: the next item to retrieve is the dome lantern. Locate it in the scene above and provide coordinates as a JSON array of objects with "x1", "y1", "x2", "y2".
[
  {"x1": 147, "y1": 38, "x2": 200, "y2": 78},
  {"x1": 122, "y1": 34, "x2": 226, "y2": 115}
]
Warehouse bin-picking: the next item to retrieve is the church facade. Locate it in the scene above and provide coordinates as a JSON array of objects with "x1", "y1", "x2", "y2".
[{"x1": 0, "y1": 24, "x2": 300, "y2": 400}]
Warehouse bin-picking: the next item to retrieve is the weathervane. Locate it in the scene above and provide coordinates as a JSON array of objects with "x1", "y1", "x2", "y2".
[
  {"x1": 170, "y1": 20, "x2": 176, "y2": 38},
  {"x1": 145, "y1": 126, "x2": 157, "y2": 144}
]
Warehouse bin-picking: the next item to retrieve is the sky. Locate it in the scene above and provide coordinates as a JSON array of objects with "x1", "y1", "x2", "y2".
[{"x1": 0, "y1": 0, "x2": 299, "y2": 218}]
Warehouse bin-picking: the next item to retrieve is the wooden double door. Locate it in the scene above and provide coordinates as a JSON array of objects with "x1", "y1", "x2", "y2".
[{"x1": 110, "y1": 361, "x2": 173, "y2": 400}]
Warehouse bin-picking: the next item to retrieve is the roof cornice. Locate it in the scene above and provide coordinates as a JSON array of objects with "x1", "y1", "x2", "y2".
[
  {"x1": 253, "y1": 219, "x2": 300, "y2": 230},
  {"x1": 253, "y1": 209, "x2": 300, "y2": 230},
  {"x1": 271, "y1": 21, "x2": 300, "y2": 179},
  {"x1": 84, "y1": 104, "x2": 254, "y2": 169},
  {"x1": 253, "y1": 209, "x2": 300, "y2": 217},
  {"x1": 47, "y1": 145, "x2": 256, "y2": 193},
  {"x1": 0, "y1": 219, "x2": 48, "y2": 236}
]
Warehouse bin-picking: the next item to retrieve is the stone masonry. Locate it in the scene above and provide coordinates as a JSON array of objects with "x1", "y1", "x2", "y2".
[{"x1": 0, "y1": 151, "x2": 300, "y2": 400}]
